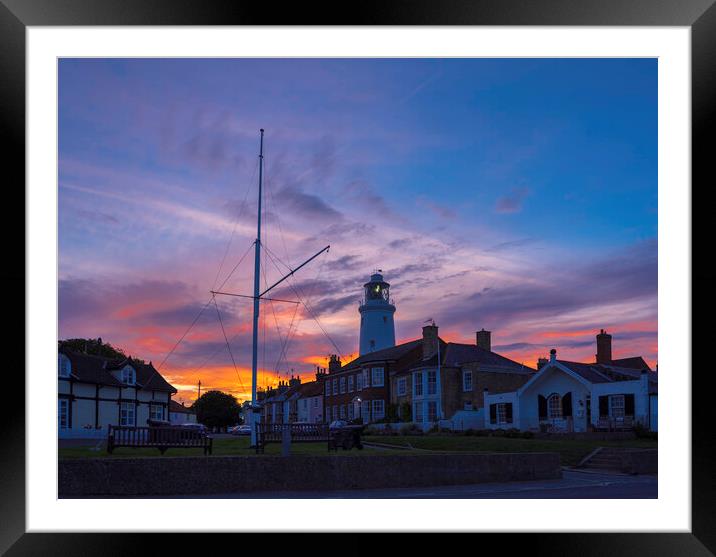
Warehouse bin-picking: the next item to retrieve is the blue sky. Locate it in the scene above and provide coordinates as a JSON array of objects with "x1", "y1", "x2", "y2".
[{"x1": 58, "y1": 58, "x2": 657, "y2": 401}]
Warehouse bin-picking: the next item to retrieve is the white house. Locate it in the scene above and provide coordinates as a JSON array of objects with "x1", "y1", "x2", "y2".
[
  {"x1": 58, "y1": 348, "x2": 177, "y2": 439},
  {"x1": 169, "y1": 399, "x2": 198, "y2": 425},
  {"x1": 483, "y1": 346, "x2": 658, "y2": 433}
]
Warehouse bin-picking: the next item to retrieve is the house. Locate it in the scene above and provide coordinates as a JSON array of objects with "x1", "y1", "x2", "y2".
[
  {"x1": 168, "y1": 399, "x2": 198, "y2": 425},
  {"x1": 295, "y1": 371, "x2": 326, "y2": 423},
  {"x1": 58, "y1": 347, "x2": 177, "y2": 438},
  {"x1": 324, "y1": 340, "x2": 424, "y2": 424},
  {"x1": 391, "y1": 324, "x2": 535, "y2": 430},
  {"x1": 259, "y1": 370, "x2": 326, "y2": 424},
  {"x1": 483, "y1": 330, "x2": 658, "y2": 432}
]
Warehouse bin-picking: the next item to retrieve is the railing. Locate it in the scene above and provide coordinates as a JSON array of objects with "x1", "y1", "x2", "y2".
[
  {"x1": 595, "y1": 415, "x2": 635, "y2": 431},
  {"x1": 107, "y1": 425, "x2": 212, "y2": 455}
]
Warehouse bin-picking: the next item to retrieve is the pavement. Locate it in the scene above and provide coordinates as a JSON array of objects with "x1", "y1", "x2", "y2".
[{"x1": 162, "y1": 469, "x2": 657, "y2": 499}]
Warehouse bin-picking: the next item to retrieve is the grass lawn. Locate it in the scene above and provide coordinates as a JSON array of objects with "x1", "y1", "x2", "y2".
[
  {"x1": 362, "y1": 435, "x2": 658, "y2": 467},
  {"x1": 58, "y1": 436, "x2": 404, "y2": 459},
  {"x1": 59, "y1": 434, "x2": 657, "y2": 466}
]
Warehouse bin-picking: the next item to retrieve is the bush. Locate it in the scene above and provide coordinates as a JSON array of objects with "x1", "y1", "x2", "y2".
[
  {"x1": 634, "y1": 423, "x2": 658, "y2": 440},
  {"x1": 521, "y1": 431, "x2": 535, "y2": 439},
  {"x1": 400, "y1": 423, "x2": 423, "y2": 436},
  {"x1": 504, "y1": 428, "x2": 523, "y2": 438}
]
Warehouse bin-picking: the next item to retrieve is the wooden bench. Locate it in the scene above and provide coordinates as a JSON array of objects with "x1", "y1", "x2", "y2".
[
  {"x1": 254, "y1": 423, "x2": 326, "y2": 454},
  {"x1": 107, "y1": 425, "x2": 213, "y2": 455}
]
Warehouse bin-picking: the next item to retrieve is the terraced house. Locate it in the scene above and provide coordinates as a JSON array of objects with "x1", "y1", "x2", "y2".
[
  {"x1": 58, "y1": 346, "x2": 177, "y2": 439},
  {"x1": 391, "y1": 324, "x2": 535, "y2": 430}
]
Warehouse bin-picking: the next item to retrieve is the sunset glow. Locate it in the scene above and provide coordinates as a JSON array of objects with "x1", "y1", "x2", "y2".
[{"x1": 59, "y1": 58, "x2": 657, "y2": 402}]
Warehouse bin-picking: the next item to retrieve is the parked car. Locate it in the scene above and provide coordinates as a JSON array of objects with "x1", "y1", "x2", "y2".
[
  {"x1": 329, "y1": 420, "x2": 349, "y2": 430},
  {"x1": 230, "y1": 425, "x2": 251, "y2": 436},
  {"x1": 180, "y1": 423, "x2": 208, "y2": 435}
]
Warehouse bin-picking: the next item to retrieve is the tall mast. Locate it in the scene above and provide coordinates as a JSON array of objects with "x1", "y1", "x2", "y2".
[
  {"x1": 251, "y1": 129, "x2": 264, "y2": 418},
  {"x1": 248, "y1": 129, "x2": 264, "y2": 447}
]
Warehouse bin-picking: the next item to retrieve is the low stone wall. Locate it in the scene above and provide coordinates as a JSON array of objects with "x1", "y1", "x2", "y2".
[
  {"x1": 619, "y1": 449, "x2": 658, "y2": 474},
  {"x1": 59, "y1": 452, "x2": 561, "y2": 497}
]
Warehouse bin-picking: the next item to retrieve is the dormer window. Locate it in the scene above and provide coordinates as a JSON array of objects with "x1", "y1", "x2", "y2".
[
  {"x1": 58, "y1": 354, "x2": 71, "y2": 378},
  {"x1": 121, "y1": 365, "x2": 136, "y2": 385}
]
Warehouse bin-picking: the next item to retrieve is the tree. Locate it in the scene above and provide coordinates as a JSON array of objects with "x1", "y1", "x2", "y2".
[
  {"x1": 58, "y1": 337, "x2": 146, "y2": 362},
  {"x1": 192, "y1": 390, "x2": 241, "y2": 430}
]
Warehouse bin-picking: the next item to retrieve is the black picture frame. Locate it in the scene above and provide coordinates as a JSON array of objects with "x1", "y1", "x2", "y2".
[{"x1": 2, "y1": 0, "x2": 713, "y2": 553}]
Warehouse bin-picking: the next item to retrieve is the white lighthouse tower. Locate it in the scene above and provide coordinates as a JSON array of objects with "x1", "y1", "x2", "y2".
[{"x1": 359, "y1": 271, "x2": 396, "y2": 355}]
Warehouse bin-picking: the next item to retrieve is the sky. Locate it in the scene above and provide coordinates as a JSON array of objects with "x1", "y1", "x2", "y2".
[{"x1": 58, "y1": 58, "x2": 657, "y2": 404}]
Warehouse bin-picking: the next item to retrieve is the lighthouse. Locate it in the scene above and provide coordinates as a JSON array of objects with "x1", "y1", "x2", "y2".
[{"x1": 359, "y1": 271, "x2": 396, "y2": 355}]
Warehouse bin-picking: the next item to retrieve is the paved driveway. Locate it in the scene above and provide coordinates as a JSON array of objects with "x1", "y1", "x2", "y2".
[{"x1": 163, "y1": 470, "x2": 657, "y2": 499}]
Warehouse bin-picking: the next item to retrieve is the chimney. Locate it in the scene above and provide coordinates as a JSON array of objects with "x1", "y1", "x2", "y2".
[
  {"x1": 328, "y1": 354, "x2": 341, "y2": 374},
  {"x1": 549, "y1": 348, "x2": 557, "y2": 363},
  {"x1": 422, "y1": 323, "x2": 439, "y2": 361},
  {"x1": 315, "y1": 366, "x2": 326, "y2": 382},
  {"x1": 537, "y1": 357, "x2": 548, "y2": 370},
  {"x1": 596, "y1": 329, "x2": 612, "y2": 364},
  {"x1": 289, "y1": 373, "x2": 301, "y2": 387},
  {"x1": 476, "y1": 328, "x2": 491, "y2": 351}
]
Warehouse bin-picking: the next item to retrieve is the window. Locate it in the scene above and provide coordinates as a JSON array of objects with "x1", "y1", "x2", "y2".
[
  {"x1": 372, "y1": 400, "x2": 385, "y2": 420},
  {"x1": 427, "y1": 370, "x2": 437, "y2": 395},
  {"x1": 413, "y1": 372, "x2": 423, "y2": 397},
  {"x1": 325, "y1": 382, "x2": 330, "y2": 396},
  {"x1": 58, "y1": 399, "x2": 69, "y2": 429},
  {"x1": 313, "y1": 397, "x2": 318, "y2": 408},
  {"x1": 332, "y1": 406, "x2": 339, "y2": 421},
  {"x1": 120, "y1": 402, "x2": 135, "y2": 426},
  {"x1": 464, "y1": 402, "x2": 473, "y2": 411},
  {"x1": 301, "y1": 399, "x2": 307, "y2": 410},
  {"x1": 348, "y1": 375, "x2": 354, "y2": 392},
  {"x1": 348, "y1": 403, "x2": 354, "y2": 420},
  {"x1": 548, "y1": 394, "x2": 562, "y2": 419},
  {"x1": 491, "y1": 402, "x2": 513, "y2": 425},
  {"x1": 332, "y1": 379, "x2": 338, "y2": 396},
  {"x1": 356, "y1": 373, "x2": 363, "y2": 391},
  {"x1": 340, "y1": 405, "x2": 346, "y2": 419},
  {"x1": 362, "y1": 369, "x2": 370, "y2": 388},
  {"x1": 150, "y1": 404, "x2": 163, "y2": 421},
  {"x1": 463, "y1": 370, "x2": 473, "y2": 392},
  {"x1": 427, "y1": 401, "x2": 437, "y2": 422},
  {"x1": 361, "y1": 400, "x2": 370, "y2": 423},
  {"x1": 372, "y1": 367, "x2": 384, "y2": 387},
  {"x1": 609, "y1": 395, "x2": 625, "y2": 419},
  {"x1": 121, "y1": 366, "x2": 136, "y2": 385},
  {"x1": 339, "y1": 377, "x2": 346, "y2": 394},
  {"x1": 397, "y1": 377, "x2": 407, "y2": 396},
  {"x1": 58, "y1": 354, "x2": 71, "y2": 378},
  {"x1": 414, "y1": 401, "x2": 424, "y2": 422}
]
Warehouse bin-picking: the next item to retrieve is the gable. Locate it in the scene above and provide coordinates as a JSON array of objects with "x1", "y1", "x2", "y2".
[{"x1": 518, "y1": 362, "x2": 593, "y2": 396}]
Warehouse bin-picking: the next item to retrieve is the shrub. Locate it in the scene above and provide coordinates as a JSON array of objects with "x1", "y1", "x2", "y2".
[
  {"x1": 521, "y1": 431, "x2": 535, "y2": 439},
  {"x1": 634, "y1": 423, "x2": 658, "y2": 440},
  {"x1": 400, "y1": 423, "x2": 423, "y2": 436}
]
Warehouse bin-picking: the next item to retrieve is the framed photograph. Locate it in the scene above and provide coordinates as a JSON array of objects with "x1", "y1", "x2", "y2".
[{"x1": 3, "y1": 0, "x2": 713, "y2": 553}]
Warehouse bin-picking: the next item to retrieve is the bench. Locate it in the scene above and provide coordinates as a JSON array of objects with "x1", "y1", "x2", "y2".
[
  {"x1": 255, "y1": 423, "x2": 363, "y2": 454},
  {"x1": 107, "y1": 425, "x2": 213, "y2": 455}
]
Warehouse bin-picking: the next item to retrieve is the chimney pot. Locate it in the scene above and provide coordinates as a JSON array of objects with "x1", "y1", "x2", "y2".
[
  {"x1": 549, "y1": 348, "x2": 557, "y2": 363},
  {"x1": 596, "y1": 329, "x2": 612, "y2": 364},
  {"x1": 422, "y1": 323, "x2": 439, "y2": 361},
  {"x1": 476, "y1": 329, "x2": 492, "y2": 351}
]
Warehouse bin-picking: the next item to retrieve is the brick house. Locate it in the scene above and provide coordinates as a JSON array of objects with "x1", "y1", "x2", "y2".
[
  {"x1": 323, "y1": 342, "x2": 423, "y2": 424},
  {"x1": 260, "y1": 369, "x2": 327, "y2": 424},
  {"x1": 391, "y1": 324, "x2": 535, "y2": 430}
]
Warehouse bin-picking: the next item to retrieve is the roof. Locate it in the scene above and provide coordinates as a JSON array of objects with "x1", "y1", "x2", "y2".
[
  {"x1": 400, "y1": 341, "x2": 534, "y2": 374},
  {"x1": 441, "y1": 343, "x2": 534, "y2": 372},
  {"x1": 169, "y1": 399, "x2": 196, "y2": 414},
  {"x1": 557, "y1": 360, "x2": 658, "y2": 391},
  {"x1": 611, "y1": 356, "x2": 651, "y2": 371},
  {"x1": 59, "y1": 348, "x2": 177, "y2": 393},
  {"x1": 340, "y1": 339, "x2": 423, "y2": 371},
  {"x1": 296, "y1": 380, "x2": 324, "y2": 398}
]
